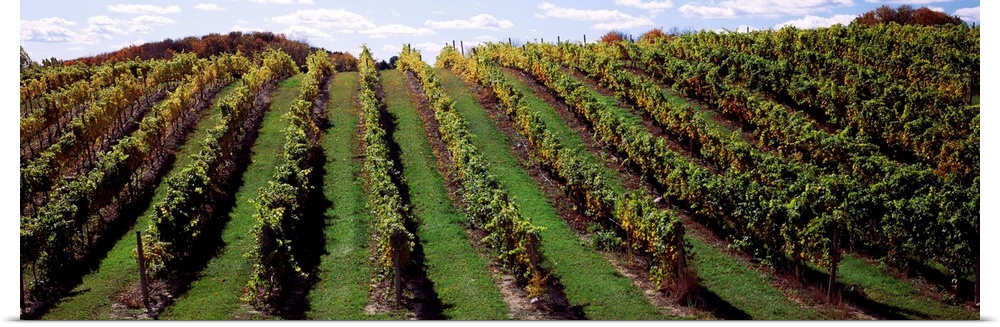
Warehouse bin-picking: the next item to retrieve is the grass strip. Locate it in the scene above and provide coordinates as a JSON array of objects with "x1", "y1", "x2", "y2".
[
  {"x1": 436, "y1": 68, "x2": 666, "y2": 320},
  {"x1": 836, "y1": 255, "x2": 977, "y2": 320},
  {"x1": 382, "y1": 70, "x2": 509, "y2": 319},
  {"x1": 305, "y1": 72, "x2": 389, "y2": 320}
]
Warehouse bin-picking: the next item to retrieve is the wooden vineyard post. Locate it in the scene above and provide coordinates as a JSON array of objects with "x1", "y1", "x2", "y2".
[
  {"x1": 392, "y1": 230, "x2": 403, "y2": 308},
  {"x1": 827, "y1": 227, "x2": 840, "y2": 304},
  {"x1": 20, "y1": 267, "x2": 25, "y2": 314},
  {"x1": 583, "y1": 34, "x2": 587, "y2": 44},
  {"x1": 508, "y1": 37, "x2": 512, "y2": 46},
  {"x1": 460, "y1": 41, "x2": 464, "y2": 56},
  {"x1": 976, "y1": 257, "x2": 980, "y2": 305},
  {"x1": 136, "y1": 231, "x2": 152, "y2": 315},
  {"x1": 676, "y1": 225, "x2": 687, "y2": 279},
  {"x1": 528, "y1": 233, "x2": 540, "y2": 273},
  {"x1": 557, "y1": 36, "x2": 560, "y2": 44}
]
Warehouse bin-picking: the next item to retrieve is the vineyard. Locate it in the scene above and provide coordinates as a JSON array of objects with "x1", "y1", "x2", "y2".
[{"x1": 19, "y1": 24, "x2": 979, "y2": 320}]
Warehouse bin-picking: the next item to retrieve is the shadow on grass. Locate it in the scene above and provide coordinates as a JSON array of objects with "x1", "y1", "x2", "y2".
[
  {"x1": 683, "y1": 282, "x2": 752, "y2": 320},
  {"x1": 794, "y1": 263, "x2": 929, "y2": 320}
]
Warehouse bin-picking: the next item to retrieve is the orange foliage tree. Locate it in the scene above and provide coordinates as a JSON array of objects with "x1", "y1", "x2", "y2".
[
  {"x1": 853, "y1": 5, "x2": 965, "y2": 26},
  {"x1": 638, "y1": 28, "x2": 671, "y2": 44}
]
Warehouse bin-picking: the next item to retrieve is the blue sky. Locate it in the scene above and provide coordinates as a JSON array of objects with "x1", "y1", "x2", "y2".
[{"x1": 20, "y1": 0, "x2": 981, "y2": 63}]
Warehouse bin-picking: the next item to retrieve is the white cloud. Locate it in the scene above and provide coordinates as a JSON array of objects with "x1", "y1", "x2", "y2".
[
  {"x1": 132, "y1": 15, "x2": 176, "y2": 25},
  {"x1": 613, "y1": 0, "x2": 674, "y2": 14},
  {"x1": 84, "y1": 15, "x2": 129, "y2": 38},
  {"x1": 382, "y1": 44, "x2": 402, "y2": 52},
  {"x1": 594, "y1": 19, "x2": 656, "y2": 29},
  {"x1": 927, "y1": 6, "x2": 944, "y2": 12},
  {"x1": 107, "y1": 4, "x2": 181, "y2": 14},
  {"x1": 679, "y1": 5, "x2": 737, "y2": 18},
  {"x1": 361, "y1": 24, "x2": 436, "y2": 38},
  {"x1": 774, "y1": 14, "x2": 856, "y2": 28},
  {"x1": 194, "y1": 3, "x2": 225, "y2": 11},
  {"x1": 232, "y1": 25, "x2": 265, "y2": 33},
  {"x1": 270, "y1": 9, "x2": 375, "y2": 29},
  {"x1": 679, "y1": 0, "x2": 853, "y2": 19},
  {"x1": 20, "y1": 17, "x2": 83, "y2": 43},
  {"x1": 536, "y1": 2, "x2": 653, "y2": 30},
  {"x1": 80, "y1": 14, "x2": 176, "y2": 41},
  {"x1": 864, "y1": 0, "x2": 955, "y2": 4},
  {"x1": 281, "y1": 25, "x2": 333, "y2": 41},
  {"x1": 412, "y1": 42, "x2": 447, "y2": 52},
  {"x1": 111, "y1": 38, "x2": 146, "y2": 50},
  {"x1": 432, "y1": 11, "x2": 446, "y2": 14},
  {"x1": 249, "y1": 0, "x2": 314, "y2": 4},
  {"x1": 425, "y1": 14, "x2": 513, "y2": 30},
  {"x1": 954, "y1": 6, "x2": 978, "y2": 22}
]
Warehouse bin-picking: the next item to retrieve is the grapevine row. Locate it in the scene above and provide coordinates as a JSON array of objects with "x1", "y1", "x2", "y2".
[
  {"x1": 354, "y1": 46, "x2": 416, "y2": 301},
  {"x1": 245, "y1": 50, "x2": 334, "y2": 310},
  {"x1": 398, "y1": 46, "x2": 546, "y2": 287},
  {"x1": 437, "y1": 46, "x2": 688, "y2": 289}
]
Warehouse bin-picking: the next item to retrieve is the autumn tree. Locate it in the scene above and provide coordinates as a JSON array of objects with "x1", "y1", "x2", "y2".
[
  {"x1": 600, "y1": 30, "x2": 632, "y2": 43},
  {"x1": 638, "y1": 28, "x2": 671, "y2": 44},
  {"x1": 329, "y1": 52, "x2": 359, "y2": 72},
  {"x1": 853, "y1": 5, "x2": 965, "y2": 26}
]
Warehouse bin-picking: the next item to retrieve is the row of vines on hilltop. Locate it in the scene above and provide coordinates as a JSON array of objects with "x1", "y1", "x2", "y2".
[
  {"x1": 244, "y1": 50, "x2": 334, "y2": 311},
  {"x1": 20, "y1": 60, "x2": 153, "y2": 158},
  {"x1": 437, "y1": 46, "x2": 689, "y2": 291},
  {"x1": 21, "y1": 55, "x2": 197, "y2": 218},
  {"x1": 397, "y1": 46, "x2": 548, "y2": 291},
  {"x1": 635, "y1": 25, "x2": 978, "y2": 182},
  {"x1": 20, "y1": 61, "x2": 112, "y2": 117},
  {"x1": 20, "y1": 52, "x2": 253, "y2": 304},
  {"x1": 141, "y1": 50, "x2": 298, "y2": 284}
]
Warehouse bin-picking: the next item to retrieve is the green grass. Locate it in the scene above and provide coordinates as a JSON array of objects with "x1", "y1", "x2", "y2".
[
  {"x1": 503, "y1": 70, "x2": 825, "y2": 320},
  {"x1": 436, "y1": 68, "x2": 668, "y2": 320},
  {"x1": 40, "y1": 82, "x2": 240, "y2": 320},
  {"x1": 835, "y1": 254, "x2": 977, "y2": 320},
  {"x1": 688, "y1": 236, "x2": 821, "y2": 320},
  {"x1": 381, "y1": 70, "x2": 509, "y2": 320},
  {"x1": 158, "y1": 74, "x2": 304, "y2": 320},
  {"x1": 305, "y1": 72, "x2": 391, "y2": 320}
]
